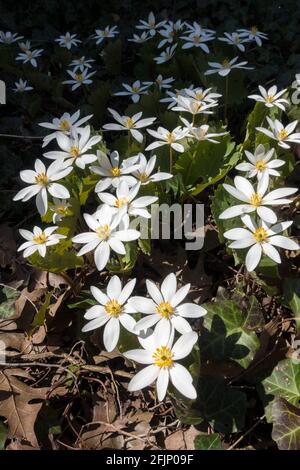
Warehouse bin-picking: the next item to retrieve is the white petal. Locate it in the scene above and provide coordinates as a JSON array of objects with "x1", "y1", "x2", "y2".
[
  {"x1": 170, "y1": 284, "x2": 190, "y2": 307},
  {"x1": 119, "y1": 313, "x2": 136, "y2": 332},
  {"x1": 245, "y1": 243, "x2": 262, "y2": 271},
  {"x1": 176, "y1": 303, "x2": 207, "y2": 318},
  {"x1": 107, "y1": 275, "x2": 122, "y2": 299},
  {"x1": 262, "y1": 243, "x2": 281, "y2": 264},
  {"x1": 134, "y1": 314, "x2": 160, "y2": 332},
  {"x1": 172, "y1": 331, "x2": 198, "y2": 360},
  {"x1": 128, "y1": 297, "x2": 157, "y2": 314},
  {"x1": 124, "y1": 349, "x2": 154, "y2": 364},
  {"x1": 94, "y1": 241, "x2": 110, "y2": 271},
  {"x1": 127, "y1": 364, "x2": 159, "y2": 391},
  {"x1": 103, "y1": 317, "x2": 120, "y2": 352},
  {"x1": 118, "y1": 279, "x2": 136, "y2": 305},
  {"x1": 90, "y1": 286, "x2": 109, "y2": 305},
  {"x1": 156, "y1": 368, "x2": 169, "y2": 401},
  {"x1": 269, "y1": 236, "x2": 299, "y2": 250},
  {"x1": 161, "y1": 273, "x2": 177, "y2": 301},
  {"x1": 171, "y1": 316, "x2": 192, "y2": 334},
  {"x1": 146, "y1": 280, "x2": 163, "y2": 304},
  {"x1": 169, "y1": 363, "x2": 196, "y2": 399}
]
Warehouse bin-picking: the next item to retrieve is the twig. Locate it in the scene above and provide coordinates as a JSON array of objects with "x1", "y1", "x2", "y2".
[
  {"x1": 227, "y1": 414, "x2": 266, "y2": 450},
  {"x1": 0, "y1": 133, "x2": 43, "y2": 140}
]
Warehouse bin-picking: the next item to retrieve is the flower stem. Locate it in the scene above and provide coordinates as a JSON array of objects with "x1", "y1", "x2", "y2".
[
  {"x1": 224, "y1": 75, "x2": 229, "y2": 123},
  {"x1": 169, "y1": 145, "x2": 173, "y2": 173}
]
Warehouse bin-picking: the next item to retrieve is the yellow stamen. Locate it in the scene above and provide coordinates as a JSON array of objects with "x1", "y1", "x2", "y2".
[
  {"x1": 96, "y1": 224, "x2": 111, "y2": 240},
  {"x1": 56, "y1": 205, "x2": 67, "y2": 215},
  {"x1": 132, "y1": 86, "x2": 140, "y2": 93},
  {"x1": 278, "y1": 129, "x2": 288, "y2": 141},
  {"x1": 152, "y1": 346, "x2": 173, "y2": 368},
  {"x1": 115, "y1": 197, "x2": 129, "y2": 208},
  {"x1": 222, "y1": 59, "x2": 230, "y2": 67},
  {"x1": 111, "y1": 167, "x2": 121, "y2": 177},
  {"x1": 265, "y1": 95, "x2": 274, "y2": 103},
  {"x1": 70, "y1": 146, "x2": 80, "y2": 158},
  {"x1": 125, "y1": 117, "x2": 134, "y2": 128},
  {"x1": 253, "y1": 227, "x2": 268, "y2": 242},
  {"x1": 255, "y1": 159, "x2": 267, "y2": 171},
  {"x1": 59, "y1": 119, "x2": 70, "y2": 130},
  {"x1": 196, "y1": 92, "x2": 204, "y2": 100},
  {"x1": 250, "y1": 192, "x2": 262, "y2": 207},
  {"x1": 33, "y1": 232, "x2": 47, "y2": 244},
  {"x1": 156, "y1": 301, "x2": 173, "y2": 318},
  {"x1": 35, "y1": 173, "x2": 49, "y2": 186},
  {"x1": 104, "y1": 299, "x2": 122, "y2": 317},
  {"x1": 166, "y1": 132, "x2": 174, "y2": 144},
  {"x1": 75, "y1": 73, "x2": 83, "y2": 82},
  {"x1": 137, "y1": 171, "x2": 149, "y2": 182},
  {"x1": 251, "y1": 26, "x2": 258, "y2": 34}
]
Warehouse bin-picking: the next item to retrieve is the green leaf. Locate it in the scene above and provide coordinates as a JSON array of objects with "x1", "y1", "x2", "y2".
[
  {"x1": 283, "y1": 278, "x2": 300, "y2": 334},
  {"x1": 0, "y1": 286, "x2": 20, "y2": 319},
  {"x1": 194, "y1": 433, "x2": 222, "y2": 450},
  {"x1": 67, "y1": 291, "x2": 97, "y2": 310},
  {"x1": 201, "y1": 300, "x2": 260, "y2": 368},
  {"x1": 272, "y1": 398, "x2": 300, "y2": 450},
  {"x1": 138, "y1": 237, "x2": 151, "y2": 256},
  {"x1": 31, "y1": 291, "x2": 53, "y2": 328},
  {"x1": 262, "y1": 358, "x2": 300, "y2": 407},
  {"x1": 0, "y1": 421, "x2": 7, "y2": 450},
  {"x1": 29, "y1": 250, "x2": 83, "y2": 273}
]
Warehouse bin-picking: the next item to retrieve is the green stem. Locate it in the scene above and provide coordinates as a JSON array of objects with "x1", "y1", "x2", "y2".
[
  {"x1": 127, "y1": 131, "x2": 132, "y2": 154},
  {"x1": 169, "y1": 145, "x2": 173, "y2": 173},
  {"x1": 224, "y1": 74, "x2": 229, "y2": 123}
]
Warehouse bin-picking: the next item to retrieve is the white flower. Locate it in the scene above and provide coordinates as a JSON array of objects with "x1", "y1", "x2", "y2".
[
  {"x1": 62, "y1": 68, "x2": 96, "y2": 91},
  {"x1": 131, "y1": 153, "x2": 173, "y2": 185},
  {"x1": 157, "y1": 25, "x2": 177, "y2": 48},
  {"x1": 184, "y1": 22, "x2": 215, "y2": 36},
  {"x1": 114, "y1": 80, "x2": 149, "y2": 103},
  {"x1": 13, "y1": 159, "x2": 72, "y2": 216},
  {"x1": 184, "y1": 87, "x2": 222, "y2": 103},
  {"x1": 98, "y1": 181, "x2": 158, "y2": 219},
  {"x1": 219, "y1": 174, "x2": 297, "y2": 224},
  {"x1": 39, "y1": 110, "x2": 93, "y2": 147},
  {"x1": 143, "y1": 75, "x2": 175, "y2": 91},
  {"x1": 218, "y1": 32, "x2": 249, "y2": 52},
  {"x1": 50, "y1": 198, "x2": 71, "y2": 223},
  {"x1": 236, "y1": 144, "x2": 285, "y2": 180},
  {"x1": 0, "y1": 31, "x2": 23, "y2": 44},
  {"x1": 103, "y1": 108, "x2": 156, "y2": 143},
  {"x1": 124, "y1": 324, "x2": 198, "y2": 401},
  {"x1": 13, "y1": 79, "x2": 33, "y2": 93},
  {"x1": 136, "y1": 12, "x2": 166, "y2": 37},
  {"x1": 90, "y1": 150, "x2": 139, "y2": 193},
  {"x1": 237, "y1": 27, "x2": 268, "y2": 47},
  {"x1": 224, "y1": 214, "x2": 299, "y2": 272},
  {"x1": 93, "y1": 26, "x2": 119, "y2": 45},
  {"x1": 180, "y1": 118, "x2": 227, "y2": 143},
  {"x1": 180, "y1": 32, "x2": 214, "y2": 53},
  {"x1": 248, "y1": 85, "x2": 289, "y2": 111},
  {"x1": 72, "y1": 204, "x2": 140, "y2": 271},
  {"x1": 172, "y1": 95, "x2": 218, "y2": 115},
  {"x1": 82, "y1": 276, "x2": 137, "y2": 352},
  {"x1": 16, "y1": 49, "x2": 43, "y2": 68},
  {"x1": 69, "y1": 56, "x2": 95, "y2": 72},
  {"x1": 18, "y1": 226, "x2": 66, "y2": 258},
  {"x1": 204, "y1": 57, "x2": 253, "y2": 77},
  {"x1": 43, "y1": 126, "x2": 101, "y2": 169},
  {"x1": 154, "y1": 44, "x2": 177, "y2": 64},
  {"x1": 146, "y1": 126, "x2": 189, "y2": 153},
  {"x1": 55, "y1": 32, "x2": 81, "y2": 49},
  {"x1": 256, "y1": 117, "x2": 300, "y2": 149},
  {"x1": 159, "y1": 85, "x2": 195, "y2": 109},
  {"x1": 18, "y1": 40, "x2": 31, "y2": 52},
  {"x1": 130, "y1": 273, "x2": 206, "y2": 334},
  {"x1": 128, "y1": 32, "x2": 151, "y2": 43}
]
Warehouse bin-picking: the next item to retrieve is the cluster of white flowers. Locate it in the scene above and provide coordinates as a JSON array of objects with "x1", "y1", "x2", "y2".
[{"x1": 221, "y1": 86, "x2": 299, "y2": 271}]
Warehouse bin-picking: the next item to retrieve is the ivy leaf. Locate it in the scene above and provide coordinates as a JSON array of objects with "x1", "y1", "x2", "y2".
[
  {"x1": 201, "y1": 300, "x2": 260, "y2": 368},
  {"x1": 262, "y1": 358, "x2": 300, "y2": 407},
  {"x1": 272, "y1": 398, "x2": 300, "y2": 450},
  {"x1": 0, "y1": 286, "x2": 20, "y2": 319},
  {"x1": 194, "y1": 433, "x2": 222, "y2": 450}
]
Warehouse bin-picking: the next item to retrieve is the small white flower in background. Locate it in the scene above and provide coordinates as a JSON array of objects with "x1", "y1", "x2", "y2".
[
  {"x1": 157, "y1": 25, "x2": 177, "y2": 49},
  {"x1": 114, "y1": 80, "x2": 150, "y2": 103},
  {"x1": 13, "y1": 78, "x2": 33, "y2": 93},
  {"x1": 237, "y1": 27, "x2": 268, "y2": 47},
  {"x1": 128, "y1": 32, "x2": 151, "y2": 43},
  {"x1": 143, "y1": 75, "x2": 175, "y2": 91},
  {"x1": 256, "y1": 117, "x2": 300, "y2": 149},
  {"x1": 236, "y1": 144, "x2": 285, "y2": 180},
  {"x1": 82, "y1": 276, "x2": 137, "y2": 352},
  {"x1": 172, "y1": 95, "x2": 218, "y2": 115},
  {"x1": 90, "y1": 150, "x2": 139, "y2": 193},
  {"x1": 180, "y1": 117, "x2": 227, "y2": 143},
  {"x1": 16, "y1": 48, "x2": 43, "y2": 68},
  {"x1": 248, "y1": 85, "x2": 289, "y2": 111},
  {"x1": 62, "y1": 68, "x2": 96, "y2": 91},
  {"x1": 146, "y1": 126, "x2": 189, "y2": 153},
  {"x1": 18, "y1": 226, "x2": 66, "y2": 258},
  {"x1": 124, "y1": 324, "x2": 198, "y2": 400},
  {"x1": 18, "y1": 40, "x2": 31, "y2": 52},
  {"x1": 55, "y1": 32, "x2": 81, "y2": 49},
  {"x1": 50, "y1": 198, "x2": 71, "y2": 223},
  {"x1": 44, "y1": 126, "x2": 101, "y2": 169},
  {"x1": 184, "y1": 22, "x2": 215, "y2": 37},
  {"x1": 219, "y1": 174, "x2": 297, "y2": 224},
  {"x1": 184, "y1": 87, "x2": 222, "y2": 104},
  {"x1": 154, "y1": 44, "x2": 177, "y2": 64},
  {"x1": 130, "y1": 272, "x2": 207, "y2": 334},
  {"x1": 72, "y1": 204, "x2": 140, "y2": 271},
  {"x1": 69, "y1": 56, "x2": 95, "y2": 72},
  {"x1": 204, "y1": 57, "x2": 253, "y2": 77},
  {"x1": 131, "y1": 153, "x2": 173, "y2": 185},
  {"x1": 218, "y1": 32, "x2": 249, "y2": 52},
  {"x1": 39, "y1": 110, "x2": 93, "y2": 147},
  {"x1": 93, "y1": 26, "x2": 119, "y2": 45},
  {"x1": 98, "y1": 181, "x2": 158, "y2": 219},
  {"x1": 13, "y1": 159, "x2": 72, "y2": 216},
  {"x1": 136, "y1": 12, "x2": 166, "y2": 37},
  {"x1": 159, "y1": 85, "x2": 195, "y2": 109},
  {"x1": 0, "y1": 31, "x2": 23, "y2": 44},
  {"x1": 180, "y1": 32, "x2": 214, "y2": 53},
  {"x1": 103, "y1": 108, "x2": 156, "y2": 143},
  {"x1": 224, "y1": 214, "x2": 299, "y2": 272}
]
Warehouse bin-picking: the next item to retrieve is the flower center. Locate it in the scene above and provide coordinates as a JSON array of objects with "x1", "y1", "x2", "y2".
[
  {"x1": 115, "y1": 197, "x2": 129, "y2": 208},
  {"x1": 251, "y1": 26, "x2": 258, "y2": 34},
  {"x1": 35, "y1": 173, "x2": 49, "y2": 186},
  {"x1": 96, "y1": 224, "x2": 111, "y2": 240},
  {"x1": 166, "y1": 132, "x2": 174, "y2": 144},
  {"x1": 111, "y1": 166, "x2": 121, "y2": 177},
  {"x1": 102, "y1": 30, "x2": 109, "y2": 37},
  {"x1": 265, "y1": 94, "x2": 274, "y2": 103},
  {"x1": 278, "y1": 129, "x2": 289, "y2": 141},
  {"x1": 222, "y1": 59, "x2": 230, "y2": 67},
  {"x1": 152, "y1": 346, "x2": 173, "y2": 368},
  {"x1": 27, "y1": 51, "x2": 33, "y2": 59},
  {"x1": 104, "y1": 299, "x2": 122, "y2": 317},
  {"x1": 125, "y1": 117, "x2": 134, "y2": 128},
  {"x1": 250, "y1": 192, "x2": 262, "y2": 207},
  {"x1": 196, "y1": 92, "x2": 204, "y2": 100},
  {"x1": 59, "y1": 119, "x2": 70, "y2": 131},
  {"x1": 33, "y1": 232, "x2": 47, "y2": 244},
  {"x1": 70, "y1": 146, "x2": 80, "y2": 158},
  {"x1": 255, "y1": 159, "x2": 267, "y2": 171},
  {"x1": 137, "y1": 171, "x2": 149, "y2": 182},
  {"x1": 56, "y1": 205, "x2": 67, "y2": 215},
  {"x1": 254, "y1": 227, "x2": 268, "y2": 242},
  {"x1": 75, "y1": 73, "x2": 83, "y2": 82},
  {"x1": 132, "y1": 86, "x2": 140, "y2": 93},
  {"x1": 156, "y1": 301, "x2": 173, "y2": 318}
]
